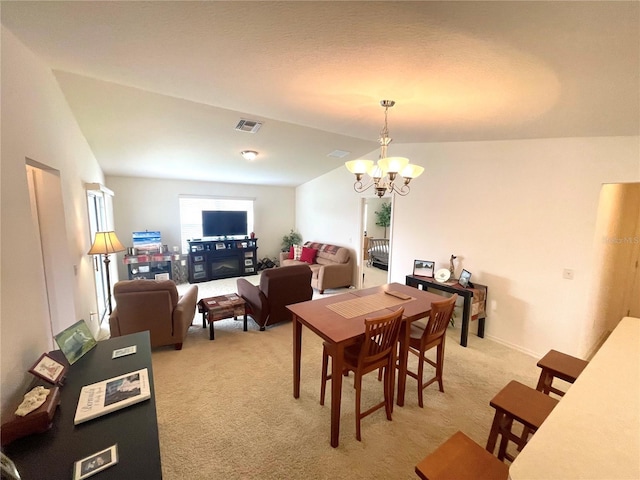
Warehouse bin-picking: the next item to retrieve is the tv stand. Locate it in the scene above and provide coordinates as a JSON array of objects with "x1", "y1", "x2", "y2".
[{"x1": 188, "y1": 238, "x2": 258, "y2": 283}]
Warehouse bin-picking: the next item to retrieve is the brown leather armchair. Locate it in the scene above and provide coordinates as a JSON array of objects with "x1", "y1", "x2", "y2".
[
  {"x1": 109, "y1": 279, "x2": 198, "y2": 350},
  {"x1": 237, "y1": 265, "x2": 313, "y2": 330}
]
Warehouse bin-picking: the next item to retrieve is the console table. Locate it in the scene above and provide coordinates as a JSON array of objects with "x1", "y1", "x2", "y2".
[
  {"x1": 405, "y1": 275, "x2": 488, "y2": 347},
  {"x1": 4, "y1": 332, "x2": 162, "y2": 479}
]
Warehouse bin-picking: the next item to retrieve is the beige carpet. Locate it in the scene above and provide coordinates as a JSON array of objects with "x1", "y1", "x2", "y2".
[{"x1": 153, "y1": 278, "x2": 542, "y2": 479}]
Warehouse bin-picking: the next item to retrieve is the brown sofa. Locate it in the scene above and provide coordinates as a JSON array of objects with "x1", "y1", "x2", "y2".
[
  {"x1": 109, "y1": 279, "x2": 198, "y2": 350},
  {"x1": 237, "y1": 264, "x2": 313, "y2": 330},
  {"x1": 279, "y1": 242, "x2": 354, "y2": 293}
]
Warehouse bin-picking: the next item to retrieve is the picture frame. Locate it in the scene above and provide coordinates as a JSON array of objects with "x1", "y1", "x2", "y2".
[
  {"x1": 29, "y1": 352, "x2": 67, "y2": 385},
  {"x1": 413, "y1": 259, "x2": 435, "y2": 277},
  {"x1": 73, "y1": 444, "x2": 118, "y2": 480},
  {"x1": 54, "y1": 320, "x2": 97, "y2": 365},
  {"x1": 215, "y1": 243, "x2": 226, "y2": 250},
  {"x1": 459, "y1": 269, "x2": 472, "y2": 288},
  {"x1": 154, "y1": 273, "x2": 169, "y2": 281}
]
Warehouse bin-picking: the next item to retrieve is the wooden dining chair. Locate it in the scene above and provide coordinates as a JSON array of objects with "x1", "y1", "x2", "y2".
[
  {"x1": 406, "y1": 294, "x2": 457, "y2": 408},
  {"x1": 320, "y1": 307, "x2": 404, "y2": 441}
]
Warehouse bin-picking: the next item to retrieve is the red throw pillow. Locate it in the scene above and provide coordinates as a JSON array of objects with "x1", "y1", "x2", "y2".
[
  {"x1": 288, "y1": 246, "x2": 294, "y2": 259},
  {"x1": 300, "y1": 247, "x2": 318, "y2": 264}
]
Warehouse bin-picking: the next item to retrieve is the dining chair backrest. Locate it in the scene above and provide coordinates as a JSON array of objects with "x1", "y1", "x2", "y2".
[
  {"x1": 358, "y1": 307, "x2": 404, "y2": 367},
  {"x1": 421, "y1": 294, "x2": 457, "y2": 344}
]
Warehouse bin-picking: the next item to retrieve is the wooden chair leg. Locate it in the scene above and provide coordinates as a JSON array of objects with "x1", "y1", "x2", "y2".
[
  {"x1": 417, "y1": 351, "x2": 425, "y2": 408},
  {"x1": 384, "y1": 365, "x2": 393, "y2": 420},
  {"x1": 436, "y1": 343, "x2": 445, "y2": 392},
  {"x1": 355, "y1": 373, "x2": 363, "y2": 441}
]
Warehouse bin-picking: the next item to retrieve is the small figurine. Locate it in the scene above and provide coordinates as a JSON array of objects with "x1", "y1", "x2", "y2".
[
  {"x1": 15, "y1": 386, "x2": 50, "y2": 416},
  {"x1": 449, "y1": 254, "x2": 457, "y2": 278}
]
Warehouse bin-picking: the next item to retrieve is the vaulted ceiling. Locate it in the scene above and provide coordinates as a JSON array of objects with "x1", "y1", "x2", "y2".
[{"x1": 2, "y1": 1, "x2": 638, "y2": 186}]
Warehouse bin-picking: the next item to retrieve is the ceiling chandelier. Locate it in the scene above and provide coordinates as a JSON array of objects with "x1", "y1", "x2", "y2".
[{"x1": 345, "y1": 100, "x2": 424, "y2": 197}]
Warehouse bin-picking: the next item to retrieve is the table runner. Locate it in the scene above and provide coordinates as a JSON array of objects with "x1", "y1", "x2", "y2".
[{"x1": 327, "y1": 292, "x2": 412, "y2": 319}]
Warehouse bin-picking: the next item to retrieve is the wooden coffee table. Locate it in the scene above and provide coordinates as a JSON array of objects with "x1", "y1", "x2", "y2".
[{"x1": 197, "y1": 294, "x2": 247, "y2": 340}]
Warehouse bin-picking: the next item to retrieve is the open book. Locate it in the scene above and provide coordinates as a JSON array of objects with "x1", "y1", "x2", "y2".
[{"x1": 74, "y1": 369, "x2": 151, "y2": 425}]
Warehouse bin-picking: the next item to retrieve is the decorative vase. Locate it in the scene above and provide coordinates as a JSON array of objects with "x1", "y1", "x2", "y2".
[{"x1": 250, "y1": 232, "x2": 255, "y2": 239}]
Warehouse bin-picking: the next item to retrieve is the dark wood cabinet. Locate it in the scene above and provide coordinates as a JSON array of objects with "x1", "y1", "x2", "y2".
[
  {"x1": 123, "y1": 253, "x2": 181, "y2": 280},
  {"x1": 188, "y1": 238, "x2": 258, "y2": 283}
]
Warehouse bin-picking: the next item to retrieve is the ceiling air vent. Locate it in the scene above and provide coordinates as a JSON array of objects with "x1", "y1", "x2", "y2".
[
  {"x1": 327, "y1": 149, "x2": 351, "y2": 158},
  {"x1": 235, "y1": 119, "x2": 262, "y2": 133}
]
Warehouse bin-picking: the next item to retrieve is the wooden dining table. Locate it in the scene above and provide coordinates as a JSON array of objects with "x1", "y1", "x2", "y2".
[{"x1": 288, "y1": 282, "x2": 443, "y2": 447}]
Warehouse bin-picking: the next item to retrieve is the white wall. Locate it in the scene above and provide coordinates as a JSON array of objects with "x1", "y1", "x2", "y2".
[
  {"x1": 298, "y1": 136, "x2": 640, "y2": 358},
  {"x1": 106, "y1": 176, "x2": 296, "y2": 281},
  {"x1": 296, "y1": 166, "x2": 363, "y2": 286},
  {"x1": 1, "y1": 28, "x2": 105, "y2": 415}
]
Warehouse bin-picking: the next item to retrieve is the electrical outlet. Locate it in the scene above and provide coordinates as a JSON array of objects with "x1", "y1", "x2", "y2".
[{"x1": 562, "y1": 269, "x2": 574, "y2": 280}]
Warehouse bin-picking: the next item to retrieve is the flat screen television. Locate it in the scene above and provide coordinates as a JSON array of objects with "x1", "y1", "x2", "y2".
[{"x1": 202, "y1": 210, "x2": 247, "y2": 238}]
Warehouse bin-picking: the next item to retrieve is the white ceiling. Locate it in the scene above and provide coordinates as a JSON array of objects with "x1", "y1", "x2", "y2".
[{"x1": 2, "y1": 1, "x2": 638, "y2": 186}]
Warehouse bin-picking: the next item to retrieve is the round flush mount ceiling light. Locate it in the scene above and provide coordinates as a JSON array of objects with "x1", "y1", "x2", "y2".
[{"x1": 241, "y1": 150, "x2": 258, "y2": 161}]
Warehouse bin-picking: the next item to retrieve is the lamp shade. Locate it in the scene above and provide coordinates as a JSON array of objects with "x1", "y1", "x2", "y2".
[
  {"x1": 88, "y1": 231, "x2": 126, "y2": 255},
  {"x1": 401, "y1": 164, "x2": 425, "y2": 180},
  {"x1": 377, "y1": 156, "x2": 409, "y2": 175},
  {"x1": 345, "y1": 159, "x2": 374, "y2": 175}
]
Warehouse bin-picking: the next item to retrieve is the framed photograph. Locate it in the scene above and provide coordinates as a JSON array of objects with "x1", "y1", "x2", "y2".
[
  {"x1": 459, "y1": 269, "x2": 472, "y2": 288},
  {"x1": 29, "y1": 352, "x2": 67, "y2": 385},
  {"x1": 154, "y1": 273, "x2": 169, "y2": 281},
  {"x1": 54, "y1": 320, "x2": 97, "y2": 365},
  {"x1": 1, "y1": 452, "x2": 22, "y2": 480},
  {"x1": 413, "y1": 259, "x2": 435, "y2": 277},
  {"x1": 73, "y1": 445, "x2": 118, "y2": 480},
  {"x1": 244, "y1": 259, "x2": 253, "y2": 266}
]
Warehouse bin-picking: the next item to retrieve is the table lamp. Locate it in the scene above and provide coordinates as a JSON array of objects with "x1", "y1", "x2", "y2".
[{"x1": 88, "y1": 231, "x2": 126, "y2": 314}]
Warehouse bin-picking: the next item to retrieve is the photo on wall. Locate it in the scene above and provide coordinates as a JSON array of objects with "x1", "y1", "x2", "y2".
[{"x1": 413, "y1": 260, "x2": 435, "y2": 277}]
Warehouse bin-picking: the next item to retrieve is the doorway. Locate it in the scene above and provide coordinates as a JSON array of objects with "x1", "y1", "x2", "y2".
[
  {"x1": 587, "y1": 182, "x2": 640, "y2": 354},
  {"x1": 25, "y1": 161, "x2": 76, "y2": 344},
  {"x1": 360, "y1": 196, "x2": 392, "y2": 288}
]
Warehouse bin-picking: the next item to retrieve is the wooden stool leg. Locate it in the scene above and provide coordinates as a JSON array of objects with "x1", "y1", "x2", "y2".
[
  {"x1": 536, "y1": 369, "x2": 551, "y2": 393},
  {"x1": 486, "y1": 410, "x2": 504, "y2": 454},
  {"x1": 497, "y1": 416, "x2": 513, "y2": 461}
]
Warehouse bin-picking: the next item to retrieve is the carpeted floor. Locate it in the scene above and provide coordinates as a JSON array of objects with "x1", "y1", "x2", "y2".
[{"x1": 155, "y1": 275, "x2": 541, "y2": 479}]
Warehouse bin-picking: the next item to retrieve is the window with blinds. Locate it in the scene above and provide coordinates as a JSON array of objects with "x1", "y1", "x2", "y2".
[{"x1": 178, "y1": 196, "x2": 254, "y2": 253}]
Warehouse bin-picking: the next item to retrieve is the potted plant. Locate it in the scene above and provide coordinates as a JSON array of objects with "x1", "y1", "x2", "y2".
[
  {"x1": 375, "y1": 202, "x2": 391, "y2": 238},
  {"x1": 281, "y1": 229, "x2": 302, "y2": 252}
]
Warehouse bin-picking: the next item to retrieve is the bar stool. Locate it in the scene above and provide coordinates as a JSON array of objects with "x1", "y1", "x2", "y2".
[
  {"x1": 536, "y1": 349, "x2": 588, "y2": 397},
  {"x1": 517, "y1": 349, "x2": 590, "y2": 448},
  {"x1": 486, "y1": 380, "x2": 558, "y2": 462},
  {"x1": 416, "y1": 431, "x2": 509, "y2": 480}
]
